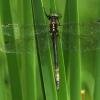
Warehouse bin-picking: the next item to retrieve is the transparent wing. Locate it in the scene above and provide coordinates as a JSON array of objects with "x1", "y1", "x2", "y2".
[
  {"x1": 61, "y1": 22, "x2": 100, "y2": 52},
  {"x1": 1, "y1": 22, "x2": 100, "y2": 35},
  {"x1": 0, "y1": 24, "x2": 49, "y2": 53},
  {"x1": 0, "y1": 22, "x2": 100, "y2": 53}
]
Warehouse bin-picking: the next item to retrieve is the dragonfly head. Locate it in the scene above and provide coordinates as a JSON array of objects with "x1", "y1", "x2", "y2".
[{"x1": 47, "y1": 13, "x2": 61, "y2": 20}]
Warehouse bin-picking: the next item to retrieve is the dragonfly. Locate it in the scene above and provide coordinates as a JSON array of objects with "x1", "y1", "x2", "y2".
[
  {"x1": 45, "y1": 12, "x2": 61, "y2": 90},
  {"x1": 0, "y1": 17, "x2": 100, "y2": 90}
]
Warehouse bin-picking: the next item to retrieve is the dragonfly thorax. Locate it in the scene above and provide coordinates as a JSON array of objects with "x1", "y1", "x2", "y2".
[{"x1": 49, "y1": 15, "x2": 59, "y2": 34}]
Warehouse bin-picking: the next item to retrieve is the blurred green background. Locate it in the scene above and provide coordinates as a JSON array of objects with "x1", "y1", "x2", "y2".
[{"x1": 0, "y1": 0, "x2": 100, "y2": 100}]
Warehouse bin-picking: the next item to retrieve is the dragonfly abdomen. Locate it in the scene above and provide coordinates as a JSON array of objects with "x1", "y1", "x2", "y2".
[{"x1": 52, "y1": 33, "x2": 60, "y2": 90}]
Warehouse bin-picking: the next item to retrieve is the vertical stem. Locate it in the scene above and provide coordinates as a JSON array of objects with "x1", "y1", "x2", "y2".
[
  {"x1": 63, "y1": 0, "x2": 81, "y2": 100},
  {"x1": 49, "y1": 0, "x2": 56, "y2": 12},
  {"x1": 94, "y1": 49, "x2": 100, "y2": 100},
  {"x1": 0, "y1": 0, "x2": 23, "y2": 100}
]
